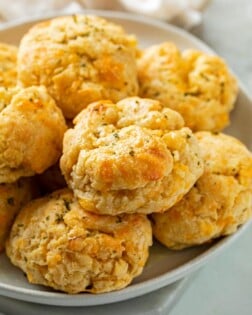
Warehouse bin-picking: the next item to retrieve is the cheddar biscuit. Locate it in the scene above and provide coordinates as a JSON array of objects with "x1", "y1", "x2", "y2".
[
  {"x1": 0, "y1": 43, "x2": 17, "y2": 88},
  {"x1": 0, "y1": 178, "x2": 36, "y2": 252},
  {"x1": 152, "y1": 132, "x2": 252, "y2": 249},
  {"x1": 18, "y1": 15, "x2": 139, "y2": 118},
  {"x1": 60, "y1": 97, "x2": 203, "y2": 215},
  {"x1": 6, "y1": 189, "x2": 152, "y2": 294},
  {"x1": 0, "y1": 86, "x2": 67, "y2": 183},
  {"x1": 138, "y1": 42, "x2": 238, "y2": 131}
]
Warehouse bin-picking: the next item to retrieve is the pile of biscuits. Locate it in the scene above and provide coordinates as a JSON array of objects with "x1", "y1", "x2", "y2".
[{"x1": 0, "y1": 15, "x2": 251, "y2": 294}]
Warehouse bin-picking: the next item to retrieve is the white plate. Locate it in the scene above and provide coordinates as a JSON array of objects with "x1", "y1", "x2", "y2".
[{"x1": 0, "y1": 10, "x2": 251, "y2": 307}]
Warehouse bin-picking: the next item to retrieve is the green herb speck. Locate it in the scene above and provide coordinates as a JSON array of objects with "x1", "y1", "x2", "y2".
[
  {"x1": 55, "y1": 213, "x2": 63, "y2": 224},
  {"x1": 129, "y1": 150, "x2": 135, "y2": 157},
  {"x1": 7, "y1": 197, "x2": 14, "y2": 206}
]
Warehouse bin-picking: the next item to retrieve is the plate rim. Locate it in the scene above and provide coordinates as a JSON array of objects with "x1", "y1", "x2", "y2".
[
  {"x1": 0, "y1": 222, "x2": 251, "y2": 306},
  {"x1": 0, "y1": 10, "x2": 251, "y2": 307}
]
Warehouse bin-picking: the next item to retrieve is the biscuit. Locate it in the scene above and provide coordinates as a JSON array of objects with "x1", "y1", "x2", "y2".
[
  {"x1": 0, "y1": 86, "x2": 16, "y2": 112},
  {"x1": 17, "y1": 15, "x2": 139, "y2": 118},
  {"x1": 60, "y1": 97, "x2": 203, "y2": 215},
  {"x1": 152, "y1": 132, "x2": 252, "y2": 249},
  {"x1": 6, "y1": 189, "x2": 152, "y2": 294},
  {"x1": 0, "y1": 42, "x2": 17, "y2": 88},
  {"x1": 138, "y1": 42, "x2": 238, "y2": 131},
  {"x1": 0, "y1": 86, "x2": 67, "y2": 183},
  {"x1": 0, "y1": 178, "x2": 37, "y2": 252}
]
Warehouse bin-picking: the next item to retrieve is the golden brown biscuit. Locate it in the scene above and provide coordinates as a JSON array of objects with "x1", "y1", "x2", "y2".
[
  {"x1": 17, "y1": 15, "x2": 139, "y2": 119},
  {"x1": 60, "y1": 97, "x2": 203, "y2": 215},
  {"x1": 0, "y1": 86, "x2": 17, "y2": 112},
  {"x1": 0, "y1": 43, "x2": 17, "y2": 88},
  {"x1": 138, "y1": 42, "x2": 238, "y2": 131},
  {"x1": 6, "y1": 189, "x2": 152, "y2": 294},
  {"x1": 152, "y1": 132, "x2": 252, "y2": 249},
  {"x1": 0, "y1": 86, "x2": 67, "y2": 183},
  {"x1": 0, "y1": 178, "x2": 37, "y2": 252}
]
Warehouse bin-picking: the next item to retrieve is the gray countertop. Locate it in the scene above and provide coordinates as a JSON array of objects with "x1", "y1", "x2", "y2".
[
  {"x1": 170, "y1": 225, "x2": 252, "y2": 315},
  {"x1": 170, "y1": 1, "x2": 252, "y2": 314}
]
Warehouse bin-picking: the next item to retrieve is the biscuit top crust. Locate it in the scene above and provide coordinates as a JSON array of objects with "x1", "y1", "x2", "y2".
[
  {"x1": 61, "y1": 97, "x2": 184, "y2": 190},
  {"x1": 138, "y1": 42, "x2": 238, "y2": 131},
  {"x1": 60, "y1": 97, "x2": 203, "y2": 215},
  {"x1": 18, "y1": 15, "x2": 139, "y2": 118}
]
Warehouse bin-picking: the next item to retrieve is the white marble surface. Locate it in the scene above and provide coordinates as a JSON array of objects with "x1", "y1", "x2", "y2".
[{"x1": 171, "y1": 1, "x2": 252, "y2": 314}]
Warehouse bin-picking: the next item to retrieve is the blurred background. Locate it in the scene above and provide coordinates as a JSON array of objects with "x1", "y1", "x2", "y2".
[
  {"x1": 0, "y1": 0, "x2": 251, "y2": 95},
  {"x1": 192, "y1": 0, "x2": 252, "y2": 98}
]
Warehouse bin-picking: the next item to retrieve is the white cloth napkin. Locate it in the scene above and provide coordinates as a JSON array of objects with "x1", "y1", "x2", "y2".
[{"x1": 0, "y1": 0, "x2": 209, "y2": 29}]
